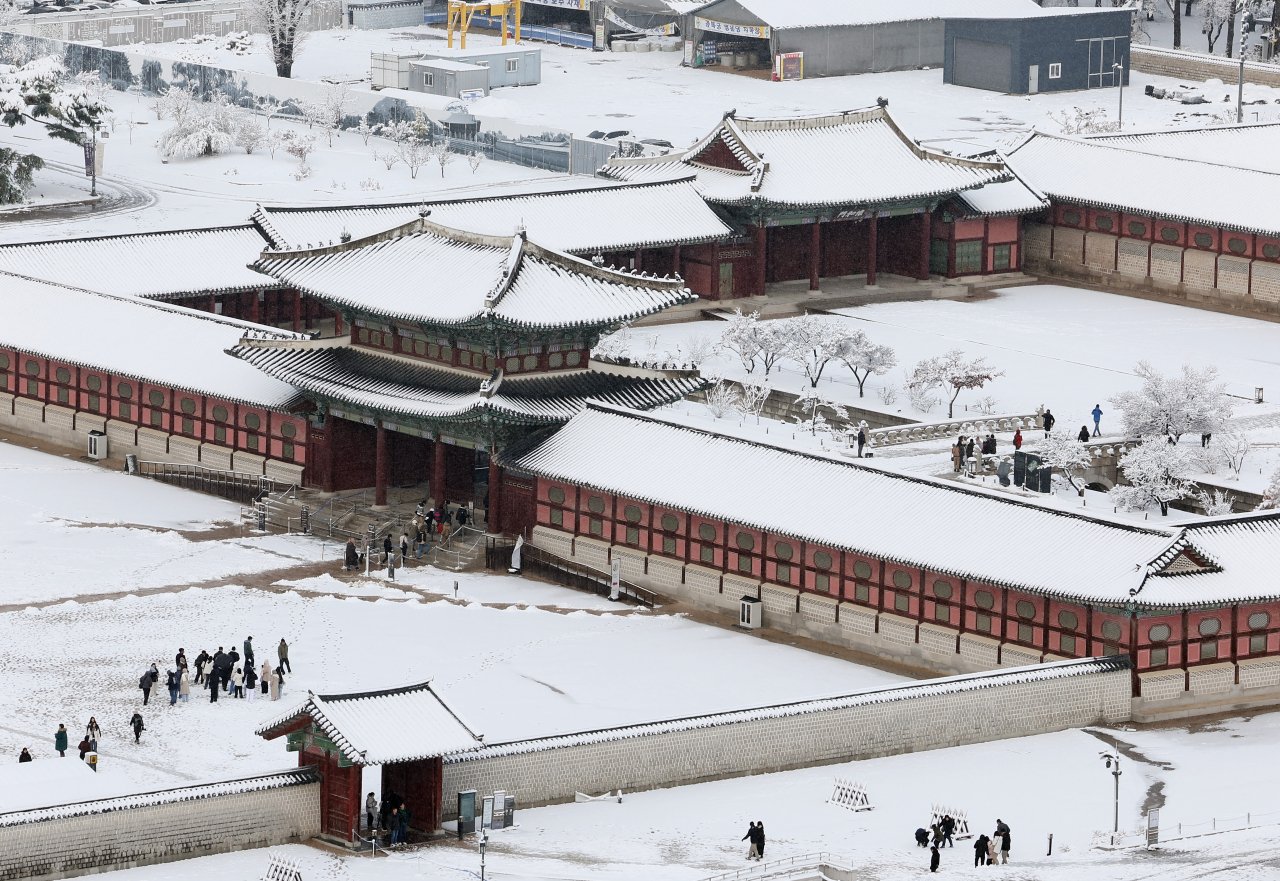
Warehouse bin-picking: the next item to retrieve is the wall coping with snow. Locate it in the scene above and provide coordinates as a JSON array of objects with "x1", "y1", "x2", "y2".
[{"x1": 1131, "y1": 45, "x2": 1280, "y2": 89}]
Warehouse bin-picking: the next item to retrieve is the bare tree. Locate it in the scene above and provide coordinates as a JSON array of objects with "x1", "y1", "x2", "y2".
[
  {"x1": 703, "y1": 380, "x2": 741, "y2": 419},
  {"x1": 736, "y1": 378, "x2": 770, "y2": 422},
  {"x1": 1200, "y1": 0, "x2": 1232, "y2": 53},
  {"x1": 1214, "y1": 427, "x2": 1251, "y2": 479},
  {"x1": 468, "y1": 149, "x2": 484, "y2": 174},
  {"x1": 244, "y1": 0, "x2": 317, "y2": 78},
  {"x1": 433, "y1": 141, "x2": 455, "y2": 178}
]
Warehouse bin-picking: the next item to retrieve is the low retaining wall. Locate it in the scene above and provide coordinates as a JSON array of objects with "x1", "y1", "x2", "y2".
[
  {"x1": 1131, "y1": 45, "x2": 1280, "y2": 89},
  {"x1": 0, "y1": 768, "x2": 320, "y2": 881},
  {"x1": 440, "y1": 658, "x2": 1131, "y2": 814}
]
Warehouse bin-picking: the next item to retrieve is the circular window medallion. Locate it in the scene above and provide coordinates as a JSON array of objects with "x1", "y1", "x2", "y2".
[
  {"x1": 1193, "y1": 232, "x2": 1213, "y2": 248},
  {"x1": 698, "y1": 523, "x2": 716, "y2": 542},
  {"x1": 1095, "y1": 216, "x2": 1113, "y2": 231},
  {"x1": 853, "y1": 560, "x2": 873, "y2": 580},
  {"x1": 624, "y1": 505, "x2": 641, "y2": 523},
  {"x1": 974, "y1": 590, "x2": 995, "y2": 610},
  {"x1": 548, "y1": 486, "x2": 566, "y2": 505},
  {"x1": 1265, "y1": 244, "x2": 1280, "y2": 260},
  {"x1": 117, "y1": 382, "x2": 133, "y2": 399},
  {"x1": 55, "y1": 367, "x2": 70, "y2": 384},
  {"x1": 281, "y1": 422, "x2": 297, "y2": 438},
  {"x1": 1228, "y1": 237, "x2": 1248, "y2": 254},
  {"x1": 1016, "y1": 600, "x2": 1036, "y2": 620},
  {"x1": 587, "y1": 496, "x2": 605, "y2": 514},
  {"x1": 1249, "y1": 612, "x2": 1271, "y2": 630},
  {"x1": 213, "y1": 405, "x2": 229, "y2": 422},
  {"x1": 1058, "y1": 610, "x2": 1079, "y2": 630},
  {"x1": 892, "y1": 570, "x2": 911, "y2": 589},
  {"x1": 1063, "y1": 210, "x2": 1082, "y2": 226},
  {"x1": 86, "y1": 375, "x2": 101, "y2": 392},
  {"x1": 933, "y1": 580, "x2": 953, "y2": 600},
  {"x1": 1161, "y1": 227, "x2": 1180, "y2": 242},
  {"x1": 25, "y1": 360, "x2": 39, "y2": 376},
  {"x1": 736, "y1": 532, "x2": 755, "y2": 551},
  {"x1": 148, "y1": 390, "x2": 164, "y2": 407},
  {"x1": 1198, "y1": 617, "x2": 1220, "y2": 636},
  {"x1": 1102, "y1": 621, "x2": 1122, "y2": 641},
  {"x1": 245, "y1": 413, "x2": 261, "y2": 430},
  {"x1": 180, "y1": 397, "x2": 196, "y2": 415},
  {"x1": 774, "y1": 541, "x2": 793, "y2": 561},
  {"x1": 549, "y1": 353, "x2": 564, "y2": 368},
  {"x1": 814, "y1": 551, "x2": 833, "y2": 570},
  {"x1": 1149, "y1": 623, "x2": 1172, "y2": 642},
  {"x1": 1127, "y1": 221, "x2": 1147, "y2": 237},
  {"x1": 661, "y1": 513, "x2": 679, "y2": 532}
]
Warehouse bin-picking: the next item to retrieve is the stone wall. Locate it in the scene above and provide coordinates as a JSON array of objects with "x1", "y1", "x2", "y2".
[
  {"x1": 440, "y1": 659, "x2": 1131, "y2": 814},
  {"x1": 0, "y1": 769, "x2": 320, "y2": 881},
  {"x1": 1130, "y1": 45, "x2": 1280, "y2": 89}
]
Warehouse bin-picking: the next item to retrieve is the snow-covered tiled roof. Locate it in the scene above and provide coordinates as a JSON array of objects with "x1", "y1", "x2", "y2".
[
  {"x1": 1153, "y1": 515, "x2": 1280, "y2": 607},
  {"x1": 231, "y1": 344, "x2": 704, "y2": 424},
  {"x1": 424, "y1": 180, "x2": 734, "y2": 253},
  {"x1": 1088, "y1": 122, "x2": 1280, "y2": 175},
  {"x1": 253, "y1": 203, "x2": 424, "y2": 251},
  {"x1": 256, "y1": 681, "x2": 481, "y2": 764},
  {"x1": 953, "y1": 176, "x2": 1048, "y2": 217},
  {"x1": 701, "y1": 0, "x2": 1052, "y2": 31},
  {"x1": 445, "y1": 656, "x2": 1129, "y2": 761},
  {"x1": 0, "y1": 226, "x2": 276, "y2": 300},
  {"x1": 0, "y1": 273, "x2": 303, "y2": 409},
  {"x1": 627, "y1": 107, "x2": 1009, "y2": 210},
  {"x1": 506, "y1": 403, "x2": 1280, "y2": 607},
  {"x1": 1006, "y1": 131, "x2": 1280, "y2": 237},
  {"x1": 0, "y1": 767, "x2": 318, "y2": 828},
  {"x1": 255, "y1": 220, "x2": 694, "y2": 330}
]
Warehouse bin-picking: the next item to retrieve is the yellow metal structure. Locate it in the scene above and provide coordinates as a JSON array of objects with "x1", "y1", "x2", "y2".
[{"x1": 447, "y1": 0, "x2": 522, "y2": 49}]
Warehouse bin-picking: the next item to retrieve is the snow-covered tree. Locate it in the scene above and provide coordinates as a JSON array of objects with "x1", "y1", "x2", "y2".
[
  {"x1": 73, "y1": 70, "x2": 114, "y2": 114},
  {"x1": 1257, "y1": 467, "x2": 1280, "y2": 510},
  {"x1": 703, "y1": 379, "x2": 740, "y2": 419},
  {"x1": 1196, "y1": 487, "x2": 1235, "y2": 516},
  {"x1": 1213, "y1": 427, "x2": 1251, "y2": 479},
  {"x1": 906, "y1": 349, "x2": 1004, "y2": 419},
  {"x1": 1034, "y1": 430, "x2": 1093, "y2": 492},
  {"x1": 278, "y1": 129, "x2": 316, "y2": 164},
  {"x1": 355, "y1": 117, "x2": 375, "y2": 145},
  {"x1": 319, "y1": 84, "x2": 348, "y2": 146},
  {"x1": 784, "y1": 314, "x2": 849, "y2": 388},
  {"x1": 718, "y1": 309, "x2": 764, "y2": 374},
  {"x1": 1199, "y1": 0, "x2": 1233, "y2": 53},
  {"x1": 150, "y1": 84, "x2": 196, "y2": 123},
  {"x1": 1110, "y1": 440, "x2": 1197, "y2": 516},
  {"x1": 0, "y1": 146, "x2": 42, "y2": 204},
  {"x1": 838, "y1": 329, "x2": 896, "y2": 398},
  {"x1": 157, "y1": 95, "x2": 238, "y2": 159},
  {"x1": 1109, "y1": 361, "x2": 1232, "y2": 443},
  {"x1": 794, "y1": 386, "x2": 848, "y2": 436},
  {"x1": 432, "y1": 141, "x2": 455, "y2": 178},
  {"x1": 755, "y1": 319, "x2": 793, "y2": 377},
  {"x1": 0, "y1": 0, "x2": 20, "y2": 29},
  {"x1": 0, "y1": 56, "x2": 108, "y2": 145},
  {"x1": 245, "y1": 0, "x2": 318, "y2": 78},
  {"x1": 235, "y1": 114, "x2": 266, "y2": 154},
  {"x1": 394, "y1": 135, "x2": 431, "y2": 179},
  {"x1": 736, "y1": 378, "x2": 770, "y2": 422},
  {"x1": 467, "y1": 150, "x2": 484, "y2": 174}
]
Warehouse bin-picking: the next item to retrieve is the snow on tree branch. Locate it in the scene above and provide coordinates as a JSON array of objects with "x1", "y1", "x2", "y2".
[
  {"x1": 1109, "y1": 361, "x2": 1233, "y2": 443},
  {"x1": 157, "y1": 94, "x2": 239, "y2": 160},
  {"x1": 837, "y1": 329, "x2": 896, "y2": 398},
  {"x1": 906, "y1": 349, "x2": 1004, "y2": 419},
  {"x1": 0, "y1": 56, "x2": 108, "y2": 145},
  {"x1": 244, "y1": 0, "x2": 320, "y2": 78},
  {"x1": 1109, "y1": 439, "x2": 1197, "y2": 516},
  {"x1": 1033, "y1": 431, "x2": 1093, "y2": 492},
  {"x1": 784, "y1": 314, "x2": 850, "y2": 388}
]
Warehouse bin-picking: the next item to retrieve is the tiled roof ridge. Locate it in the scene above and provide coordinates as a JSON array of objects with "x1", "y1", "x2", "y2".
[
  {"x1": 0, "y1": 767, "x2": 318, "y2": 828},
  {"x1": 0, "y1": 222, "x2": 266, "y2": 251},
  {"x1": 1088, "y1": 120, "x2": 1280, "y2": 141},
  {"x1": 1013, "y1": 129, "x2": 1280, "y2": 178},
  {"x1": 443, "y1": 656, "x2": 1131, "y2": 763}
]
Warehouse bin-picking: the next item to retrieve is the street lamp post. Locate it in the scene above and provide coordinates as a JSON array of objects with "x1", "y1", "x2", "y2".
[
  {"x1": 1112, "y1": 60, "x2": 1125, "y2": 129},
  {"x1": 1100, "y1": 749, "x2": 1122, "y2": 842},
  {"x1": 1239, "y1": 23, "x2": 1248, "y2": 124}
]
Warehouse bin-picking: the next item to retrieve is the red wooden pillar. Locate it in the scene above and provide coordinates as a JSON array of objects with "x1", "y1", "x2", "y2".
[
  {"x1": 672, "y1": 244, "x2": 682, "y2": 279},
  {"x1": 919, "y1": 211, "x2": 932, "y2": 281},
  {"x1": 866, "y1": 216, "x2": 878, "y2": 287},
  {"x1": 488, "y1": 456, "x2": 503, "y2": 534},
  {"x1": 209, "y1": 293, "x2": 216, "y2": 313},
  {"x1": 753, "y1": 226, "x2": 767, "y2": 296},
  {"x1": 710, "y1": 242, "x2": 721, "y2": 299},
  {"x1": 334, "y1": 310, "x2": 343, "y2": 336},
  {"x1": 252, "y1": 290, "x2": 261, "y2": 324},
  {"x1": 432, "y1": 440, "x2": 446, "y2": 505},
  {"x1": 292, "y1": 291, "x2": 302, "y2": 333},
  {"x1": 375, "y1": 422, "x2": 389, "y2": 507},
  {"x1": 809, "y1": 221, "x2": 822, "y2": 291}
]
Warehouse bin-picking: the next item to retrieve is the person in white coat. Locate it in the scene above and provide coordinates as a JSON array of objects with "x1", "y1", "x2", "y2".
[{"x1": 178, "y1": 668, "x2": 190, "y2": 703}]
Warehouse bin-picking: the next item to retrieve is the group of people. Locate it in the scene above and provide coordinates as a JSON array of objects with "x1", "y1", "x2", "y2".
[
  {"x1": 951, "y1": 435, "x2": 1003, "y2": 474},
  {"x1": 916, "y1": 817, "x2": 1011, "y2": 871},
  {"x1": 342, "y1": 502, "x2": 475, "y2": 573},
  {"x1": 183, "y1": 638, "x2": 291, "y2": 706},
  {"x1": 18, "y1": 717, "x2": 106, "y2": 764},
  {"x1": 365, "y1": 791, "x2": 414, "y2": 845},
  {"x1": 741, "y1": 821, "x2": 767, "y2": 860}
]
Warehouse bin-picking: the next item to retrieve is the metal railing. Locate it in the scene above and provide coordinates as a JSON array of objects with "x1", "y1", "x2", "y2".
[
  {"x1": 486, "y1": 537, "x2": 657, "y2": 607},
  {"x1": 135, "y1": 461, "x2": 276, "y2": 505},
  {"x1": 699, "y1": 852, "x2": 852, "y2": 881}
]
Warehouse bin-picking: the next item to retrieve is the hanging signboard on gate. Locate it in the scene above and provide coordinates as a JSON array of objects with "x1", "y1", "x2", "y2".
[
  {"x1": 694, "y1": 16, "x2": 769, "y2": 39},
  {"x1": 774, "y1": 51, "x2": 803, "y2": 81}
]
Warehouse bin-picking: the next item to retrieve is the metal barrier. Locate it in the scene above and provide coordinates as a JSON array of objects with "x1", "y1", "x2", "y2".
[
  {"x1": 134, "y1": 461, "x2": 276, "y2": 505},
  {"x1": 486, "y1": 537, "x2": 657, "y2": 607},
  {"x1": 422, "y1": 10, "x2": 592, "y2": 47},
  {"x1": 699, "y1": 852, "x2": 852, "y2": 881}
]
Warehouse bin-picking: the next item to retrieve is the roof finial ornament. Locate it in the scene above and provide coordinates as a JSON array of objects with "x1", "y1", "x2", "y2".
[
  {"x1": 418, "y1": 205, "x2": 431, "y2": 218},
  {"x1": 876, "y1": 96, "x2": 889, "y2": 108},
  {"x1": 515, "y1": 222, "x2": 527, "y2": 241},
  {"x1": 592, "y1": 254, "x2": 604, "y2": 267},
  {"x1": 724, "y1": 108, "x2": 736, "y2": 119}
]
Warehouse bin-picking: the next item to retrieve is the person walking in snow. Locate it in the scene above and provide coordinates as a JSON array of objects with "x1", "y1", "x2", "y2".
[
  {"x1": 987, "y1": 835, "x2": 998, "y2": 865},
  {"x1": 208, "y1": 668, "x2": 219, "y2": 703},
  {"x1": 1042, "y1": 409, "x2": 1055, "y2": 437},
  {"x1": 277, "y1": 638, "x2": 291, "y2": 674},
  {"x1": 54, "y1": 724, "x2": 68, "y2": 757},
  {"x1": 225, "y1": 647, "x2": 240, "y2": 692},
  {"x1": 269, "y1": 666, "x2": 280, "y2": 701},
  {"x1": 232, "y1": 667, "x2": 245, "y2": 699},
  {"x1": 400, "y1": 532, "x2": 410, "y2": 563},
  {"x1": 166, "y1": 669, "x2": 179, "y2": 705},
  {"x1": 129, "y1": 712, "x2": 145, "y2": 744},
  {"x1": 193, "y1": 650, "x2": 208, "y2": 686},
  {"x1": 995, "y1": 820, "x2": 1011, "y2": 864},
  {"x1": 742, "y1": 822, "x2": 759, "y2": 860},
  {"x1": 1013, "y1": 428, "x2": 1023, "y2": 450},
  {"x1": 261, "y1": 660, "x2": 273, "y2": 696},
  {"x1": 179, "y1": 667, "x2": 190, "y2": 703},
  {"x1": 1092, "y1": 404, "x2": 1103, "y2": 437},
  {"x1": 245, "y1": 664, "x2": 257, "y2": 703},
  {"x1": 941, "y1": 814, "x2": 955, "y2": 847},
  {"x1": 243, "y1": 636, "x2": 255, "y2": 670},
  {"x1": 974, "y1": 833, "x2": 990, "y2": 866},
  {"x1": 1078, "y1": 425, "x2": 1090, "y2": 443},
  {"x1": 929, "y1": 845, "x2": 940, "y2": 873},
  {"x1": 382, "y1": 534, "x2": 393, "y2": 565},
  {"x1": 139, "y1": 668, "x2": 154, "y2": 706},
  {"x1": 856, "y1": 426, "x2": 867, "y2": 458},
  {"x1": 85, "y1": 718, "x2": 101, "y2": 752},
  {"x1": 755, "y1": 822, "x2": 766, "y2": 860},
  {"x1": 388, "y1": 807, "x2": 401, "y2": 845},
  {"x1": 951, "y1": 438, "x2": 963, "y2": 473},
  {"x1": 344, "y1": 538, "x2": 358, "y2": 571}
]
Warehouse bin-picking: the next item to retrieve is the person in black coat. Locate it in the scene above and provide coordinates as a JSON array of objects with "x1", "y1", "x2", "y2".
[
  {"x1": 224, "y1": 649, "x2": 239, "y2": 691},
  {"x1": 175, "y1": 648, "x2": 187, "y2": 672},
  {"x1": 974, "y1": 834, "x2": 990, "y2": 866},
  {"x1": 941, "y1": 814, "x2": 955, "y2": 847},
  {"x1": 915, "y1": 828, "x2": 930, "y2": 847},
  {"x1": 193, "y1": 651, "x2": 209, "y2": 685},
  {"x1": 755, "y1": 822, "x2": 765, "y2": 859},
  {"x1": 344, "y1": 539, "x2": 359, "y2": 571},
  {"x1": 742, "y1": 822, "x2": 759, "y2": 859},
  {"x1": 129, "y1": 712, "x2": 145, "y2": 744},
  {"x1": 139, "y1": 669, "x2": 153, "y2": 705},
  {"x1": 856, "y1": 427, "x2": 867, "y2": 458},
  {"x1": 243, "y1": 637, "x2": 255, "y2": 669},
  {"x1": 1078, "y1": 425, "x2": 1090, "y2": 443},
  {"x1": 929, "y1": 845, "x2": 940, "y2": 873},
  {"x1": 1043, "y1": 409, "x2": 1055, "y2": 436},
  {"x1": 18, "y1": 748, "x2": 32, "y2": 762}
]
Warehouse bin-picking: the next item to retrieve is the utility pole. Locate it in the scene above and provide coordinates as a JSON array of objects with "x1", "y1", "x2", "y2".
[
  {"x1": 1113, "y1": 59, "x2": 1125, "y2": 129},
  {"x1": 1101, "y1": 748, "x2": 1122, "y2": 842},
  {"x1": 1238, "y1": 21, "x2": 1248, "y2": 123}
]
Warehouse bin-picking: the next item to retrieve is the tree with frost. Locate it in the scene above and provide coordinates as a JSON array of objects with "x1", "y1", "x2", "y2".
[
  {"x1": 467, "y1": 149, "x2": 484, "y2": 174},
  {"x1": 1213, "y1": 427, "x2": 1251, "y2": 479},
  {"x1": 1034, "y1": 430, "x2": 1094, "y2": 493},
  {"x1": 837, "y1": 329, "x2": 896, "y2": 398},
  {"x1": 355, "y1": 117, "x2": 375, "y2": 146},
  {"x1": 245, "y1": 0, "x2": 318, "y2": 78},
  {"x1": 1196, "y1": 487, "x2": 1235, "y2": 516},
  {"x1": 158, "y1": 95, "x2": 238, "y2": 160},
  {"x1": 235, "y1": 114, "x2": 267, "y2": 154},
  {"x1": 0, "y1": 56, "x2": 108, "y2": 145},
  {"x1": 703, "y1": 379, "x2": 740, "y2": 419},
  {"x1": 906, "y1": 349, "x2": 1004, "y2": 419},
  {"x1": 718, "y1": 309, "x2": 764, "y2": 374},
  {"x1": 319, "y1": 85, "x2": 348, "y2": 146},
  {"x1": 0, "y1": 147, "x2": 43, "y2": 205},
  {"x1": 755, "y1": 319, "x2": 793, "y2": 377},
  {"x1": 149, "y1": 84, "x2": 196, "y2": 123},
  {"x1": 1109, "y1": 440, "x2": 1197, "y2": 516},
  {"x1": 736, "y1": 378, "x2": 770, "y2": 422},
  {"x1": 0, "y1": 0, "x2": 20, "y2": 29},
  {"x1": 1199, "y1": 0, "x2": 1232, "y2": 53},
  {"x1": 393, "y1": 134, "x2": 431, "y2": 179},
  {"x1": 783, "y1": 314, "x2": 849, "y2": 388},
  {"x1": 432, "y1": 141, "x2": 455, "y2": 178},
  {"x1": 1109, "y1": 361, "x2": 1232, "y2": 443},
  {"x1": 794, "y1": 386, "x2": 848, "y2": 436},
  {"x1": 1257, "y1": 467, "x2": 1280, "y2": 510}
]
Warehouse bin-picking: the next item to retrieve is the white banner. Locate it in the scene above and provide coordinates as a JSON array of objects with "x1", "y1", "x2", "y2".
[
  {"x1": 694, "y1": 16, "x2": 769, "y2": 39},
  {"x1": 605, "y1": 7, "x2": 676, "y2": 35}
]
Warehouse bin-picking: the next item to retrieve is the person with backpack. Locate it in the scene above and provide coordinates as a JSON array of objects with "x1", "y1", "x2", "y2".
[
  {"x1": 166, "y1": 669, "x2": 180, "y2": 706},
  {"x1": 129, "y1": 712, "x2": 145, "y2": 744}
]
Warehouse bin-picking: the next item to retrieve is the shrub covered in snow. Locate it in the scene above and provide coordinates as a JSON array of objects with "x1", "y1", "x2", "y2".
[
  {"x1": 157, "y1": 95, "x2": 238, "y2": 160},
  {"x1": 1109, "y1": 361, "x2": 1232, "y2": 444}
]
